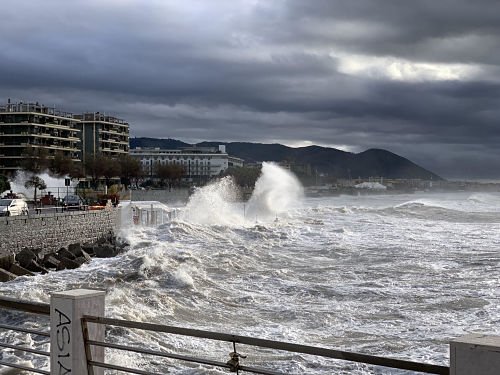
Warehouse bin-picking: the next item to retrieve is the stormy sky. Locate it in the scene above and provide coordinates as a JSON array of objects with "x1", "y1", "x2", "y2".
[{"x1": 1, "y1": 0, "x2": 499, "y2": 178}]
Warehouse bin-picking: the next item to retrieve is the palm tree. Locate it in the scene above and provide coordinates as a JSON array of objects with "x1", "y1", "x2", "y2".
[{"x1": 24, "y1": 176, "x2": 47, "y2": 206}]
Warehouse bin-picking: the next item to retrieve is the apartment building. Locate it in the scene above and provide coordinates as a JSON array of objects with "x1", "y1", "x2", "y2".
[
  {"x1": 0, "y1": 100, "x2": 81, "y2": 176},
  {"x1": 130, "y1": 145, "x2": 243, "y2": 182},
  {"x1": 74, "y1": 112, "x2": 129, "y2": 162}
]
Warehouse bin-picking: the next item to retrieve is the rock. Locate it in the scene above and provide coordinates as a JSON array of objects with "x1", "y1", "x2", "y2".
[
  {"x1": 0, "y1": 268, "x2": 17, "y2": 282},
  {"x1": 74, "y1": 256, "x2": 88, "y2": 266},
  {"x1": 8, "y1": 263, "x2": 35, "y2": 277},
  {"x1": 0, "y1": 254, "x2": 16, "y2": 270},
  {"x1": 57, "y1": 248, "x2": 76, "y2": 260},
  {"x1": 82, "y1": 242, "x2": 96, "y2": 255},
  {"x1": 80, "y1": 249, "x2": 92, "y2": 262},
  {"x1": 31, "y1": 248, "x2": 44, "y2": 261},
  {"x1": 97, "y1": 236, "x2": 107, "y2": 245},
  {"x1": 25, "y1": 260, "x2": 49, "y2": 274},
  {"x1": 16, "y1": 249, "x2": 36, "y2": 268},
  {"x1": 94, "y1": 244, "x2": 118, "y2": 258},
  {"x1": 84, "y1": 245, "x2": 96, "y2": 256},
  {"x1": 56, "y1": 257, "x2": 81, "y2": 271},
  {"x1": 43, "y1": 254, "x2": 61, "y2": 269},
  {"x1": 68, "y1": 243, "x2": 83, "y2": 257}
]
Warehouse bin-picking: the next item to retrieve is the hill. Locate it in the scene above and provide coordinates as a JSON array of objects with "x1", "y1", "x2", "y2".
[{"x1": 130, "y1": 138, "x2": 442, "y2": 180}]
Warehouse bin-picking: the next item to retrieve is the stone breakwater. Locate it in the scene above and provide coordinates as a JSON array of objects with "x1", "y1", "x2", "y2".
[
  {"x1": 0, "y1": 209, "x2": 120, "y2": 256},
  {"x1": 0, "y1": 234, "x2": 130, "y2": 282}
]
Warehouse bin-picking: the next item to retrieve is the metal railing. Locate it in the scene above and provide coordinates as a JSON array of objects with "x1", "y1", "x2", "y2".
[
  {"x1": 81, "y1": 315, "x2": 449, "y2": 375},
  {"x1": 0, "y1": 297, "x2": 51, "y2": 375},
  {"x1": 0, "y1": 295, "x2": 450, "y2": 375}
]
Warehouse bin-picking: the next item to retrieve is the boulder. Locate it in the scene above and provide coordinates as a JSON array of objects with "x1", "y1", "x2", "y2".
[
  {"x1": 8, "y1": 263, "x2": 35, "y2": 277},
  {"x1": 0, "y1": 268, "x2": 17, "y2": 282},
  {"x1": 68, "y1": 243, "x2": 83, "y2": 257},
  {"x1": 31, "y1": 248, "x2": 44, "y2": 261},
  {"x1": 25, "y1": 260, "x2": 49, "y2": 274},
  {"x1": 56, "y1": 257, "x2": 81, "y2": 271},
  {"x1": 74, "y1": 256, "x2": 89, "y2": 266},
  {"x1": 82, "y1": 242, "x2": 96, "y2": 255},
  {"x1": 57, "y1": 248, "x2": 76, "y2": 260},
  {"x1": 43, "y1": 254, "x2": 61, "y2": 269},
  {"x1": 80, "y1": 249, "x2": 92, "y2": 262},
  {"x1": 94, "y1": 244, "x2": 118, "y2": 258},
  {"x1": 0, "y1": 254, "x2": 16, "y2": 270},
  {"x1": 16, "y1": 249, "x2": 37, "y2": 268}
]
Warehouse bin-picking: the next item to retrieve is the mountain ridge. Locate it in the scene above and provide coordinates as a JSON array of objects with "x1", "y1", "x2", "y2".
[{"x1": 130, "y1": 137, "x2": 442, "y2": 180}]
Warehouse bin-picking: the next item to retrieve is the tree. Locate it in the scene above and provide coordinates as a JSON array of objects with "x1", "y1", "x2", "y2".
[
  {"x1": 155, "y1": 162, "x2": 174, "y2": 186},
  {"x1": 24, "y1": 176, "x2": 47, "y2": 204},
  {"x1": 154, "y1": 162, "x2": 185, "y2": 186},
  {"x1": 0, "y1": 175, "x2": 10, "y2": 194},
  {"x1": 119, "y1": 155, "x2": 142, "y2": 187},
  {"x1": 221, "y1": 166, "x2": 261, "y2": 187},
  {"x1": 49, "y1": 152, "x2": 74, "y2": 177},
  {"x1": 102, "y1": 157, "x2": 121, "y2": 188},
  {"x1": 85, "y1": 154, "x2": 108, "y2": 189},
  {"x1": 21, "y1": 146, "x2": 49, "y2": 173}
]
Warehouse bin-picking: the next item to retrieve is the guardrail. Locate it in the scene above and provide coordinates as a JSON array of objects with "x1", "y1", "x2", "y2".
[
  {"x1": 2, "y1": 290, "x2": 499, "y2": 374},
  {"x1": 81, "y1": 315, "x2": 449, "y2": 375},
  {"x1": 0, "y1": 296, "x2": 50, "y2": 375}
]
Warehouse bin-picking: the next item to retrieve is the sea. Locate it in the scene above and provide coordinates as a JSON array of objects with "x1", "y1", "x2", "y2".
[{"x1": 1, "y1": 163, "x2": 499, "y2": 374}]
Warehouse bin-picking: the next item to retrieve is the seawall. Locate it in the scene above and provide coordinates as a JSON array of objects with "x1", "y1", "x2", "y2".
[
  {"x1": 0, "y1": 209, "x2": 120, "y2": 258},
  {"x1": 130, "y1": 188, "x2": 190, "y2": 203}
]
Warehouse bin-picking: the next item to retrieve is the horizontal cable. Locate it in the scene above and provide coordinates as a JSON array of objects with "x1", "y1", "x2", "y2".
[
  {"x1": 87, "y1": 339, "x2": 231, "y2": 368},
  {"x1": 83, "y1": 315, "x2": 448, "y2": 374},
  {"x1": 87, "y1": 339, "x2": 284, "y2": 375},
  {"x1": 0, "y1": 296, "x2": 50, "y2": 315},
  {"x1": 0, "y1": 360, "x2": 50, "y2": 375},
  {"x1": 0, "y1": 342, "x2": 50, "y2": 356},
  {"x1": 0, "y1": 323, "x2": 50, "y2": 337}
]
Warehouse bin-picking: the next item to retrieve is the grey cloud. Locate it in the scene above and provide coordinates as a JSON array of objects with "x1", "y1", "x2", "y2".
[{"x1": 0, "y1": 0, "x2": 499, "y2": 178}]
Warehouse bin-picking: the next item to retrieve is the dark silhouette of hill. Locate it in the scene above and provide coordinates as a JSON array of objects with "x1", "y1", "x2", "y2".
[{"x1": 130, "y1": 138, "x2": 442, "y2": 180}]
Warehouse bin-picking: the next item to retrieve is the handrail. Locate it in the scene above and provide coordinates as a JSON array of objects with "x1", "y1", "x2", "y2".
[
  {"x1": 82, "y1": 315, "x2": 449, "y2": 374},
  {"x1": 0, "y1": 323, "x2": 50, "y2": 337},
  {"x1": 0, "y1": 361, "x2": 50, "y2": 375},
  {"x1": 0, "y1": 296, "x2": 50, "y2": 315},
  {"x1": 0, "y1": 342, "x2": 50, "y2": 356},
  {"x1": 0, "y1": 297, "x2": 51, "y2": 374}
]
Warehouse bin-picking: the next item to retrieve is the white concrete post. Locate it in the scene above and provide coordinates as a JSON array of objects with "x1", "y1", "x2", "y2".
[
  {"x1": 50, "y1": 289, "x2": 105, "y2": 375},
  {"x1": 450, "y1": 334, "x2": 500, "y2": 375}
]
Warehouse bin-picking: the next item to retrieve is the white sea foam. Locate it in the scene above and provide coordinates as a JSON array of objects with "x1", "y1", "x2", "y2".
[
  {"x1": 1, "y1": 191, "x2": 500, "y2": 374},
  {"x1": 180, "y1": 162, "x2": 303, "y2": 225},
  {"x1": 246, "y1": 162, "x2": 304, "y2": 220}
]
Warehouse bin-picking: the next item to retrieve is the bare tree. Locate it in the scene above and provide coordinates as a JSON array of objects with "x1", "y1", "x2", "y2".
[
  {"x1": 85, "y1": 154, "x2": 108, "y2": 189},
  {"x1": 49, "y1": 152, "x2": 74, "y2": 177},
  {"x1": 24, "y1": 176, "x2": 47, "y2": 205},
  {"x1": 119, "y1": 155, "x2": 142, "y2": 187},
  {"x1": 21, "y1": 146, "x2": 48, "y2": 173}
]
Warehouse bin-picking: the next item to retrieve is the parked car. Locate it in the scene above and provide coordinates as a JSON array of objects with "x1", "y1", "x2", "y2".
[
  {"x1": 0, "y1": 198, "x2": 29, "y2": 216},
  {"x1": 62, "y1": 194, "x2": 84, "y2": 210}
]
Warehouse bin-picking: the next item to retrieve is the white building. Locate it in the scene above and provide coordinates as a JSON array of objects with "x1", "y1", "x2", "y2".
[{"x1": 130, "y1": 145, "x2": 244, "y2": 181}]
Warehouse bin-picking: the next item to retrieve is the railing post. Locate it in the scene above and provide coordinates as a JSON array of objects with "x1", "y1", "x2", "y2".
[
  {"x1": 50, "y1": 289, "x2": 105, "y2": 375},
  {"x1": 450, "y1": 334, "x2": 500, "y2": 375}
]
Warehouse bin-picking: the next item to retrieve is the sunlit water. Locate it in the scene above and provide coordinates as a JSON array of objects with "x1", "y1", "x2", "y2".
[{"x1": 1, "y1": 164, "x2": 500, "y2": 374}]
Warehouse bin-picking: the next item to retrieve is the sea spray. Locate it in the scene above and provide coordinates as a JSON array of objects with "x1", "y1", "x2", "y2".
[
  {"x1": 245, "y1": 162, "x2": 304, "y2": 220},
  {"x1": 179, "y1": 176, "x2": 243, "y2": 225},
  {"x1": 179, "y1": 163, "x2": 304, "y2": 225},
  {"x1": 8, "y1": 170, "x2": 76, "y2": 199}
]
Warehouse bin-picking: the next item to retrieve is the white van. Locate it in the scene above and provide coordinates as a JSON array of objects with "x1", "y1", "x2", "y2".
[{"x1": 0, "y1": 199, "x2": 29, "y2": 217}]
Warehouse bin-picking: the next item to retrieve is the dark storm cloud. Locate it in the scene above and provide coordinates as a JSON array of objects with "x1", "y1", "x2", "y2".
[{"x1": 0, "y1": 0, "x2": 499, "y2": 178}]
